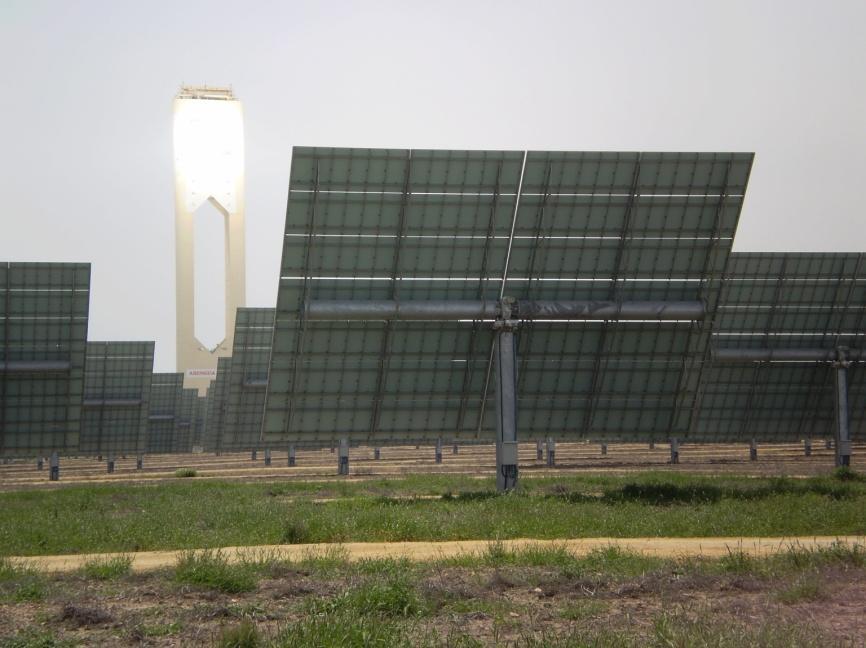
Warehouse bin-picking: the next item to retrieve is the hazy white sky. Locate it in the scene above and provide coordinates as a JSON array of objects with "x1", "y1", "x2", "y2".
[{"x1": 1, "y1": 0, "x2": 864, "y2": 372}]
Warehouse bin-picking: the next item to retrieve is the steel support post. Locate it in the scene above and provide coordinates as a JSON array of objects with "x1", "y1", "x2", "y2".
[
  {"x1": 834, "y1": 351, "x2": 852, "y2": 467},
  {"x1": 546, "y1": 437, "x2": 555, "y2": 467},
  {"x1": 453, "y1": 444, "x2": 458, "y2": 455},
  {"x1": 251, "y1": 449, "x2": 257, "y2": 461},
  {"x1": 136, "y1": 455, "x2": 143, "y2": 470},
  {"x1": 649, "y1": 440, "x2": 655, "y2": 450},
  {"x1": 826, "y1": 439, "x2": 833, "y2": 450},
  {"x1": 49, "y1": 452, "x2": 59, "y2": 481},
  {"x1": 670, "y1": 439, "x2": 680, "y2": 465},
  {"x1": 435, "y1": 438, "x2": 443, "y2": 464},
  {"x1": 494, "y1": 313, "x2": 519, "y2": 492},
  {"x1": 97, "y1": 455, "x2": 102, "y2": 461},
  {"x1": 264, "y1": 449, "x2": 272, "y2": 466},
  {"x1": 804, "y1": 439, "x2": 812, "y2": 457},
  {"x1": 36, "y1": 457, "x2": 43, "y2": 471},
  {"x1": 338, "y1": 439, "x2": 349, "y2": 475},
  {"x1": 374, "y1": 447, "x2": 380, "y2": 460},
  {"x1": 749, "y1": 439, "x2": 757, "y2": 462},
  {"x1": 288, "y1": 445, "x2": 296, "y2": 467},
  {"x1": 536, "y1": 440, "x2": 543, "y2": 461},
  {"x1": 107, "y1": 455, "x2": 115, "y2": 474},
  {"x1": 601, "y1": 443, "x2": 608, "y2": 456}
]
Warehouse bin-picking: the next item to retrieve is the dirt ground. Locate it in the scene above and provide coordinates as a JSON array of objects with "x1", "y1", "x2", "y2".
[
  {"x1": 1, "y1": 559, "x2": 864, "y2": 646},
  {"x1": 1, "y1": 441, "x2": 861, "y2": 492}
]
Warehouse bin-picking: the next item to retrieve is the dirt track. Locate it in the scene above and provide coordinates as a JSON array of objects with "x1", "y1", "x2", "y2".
[
  {"x1": 1, "y1": 441, "x2": 860, "y2": 491},
  {"x1": 13, "y1": 536, "x2": 866, "y2": 574}
]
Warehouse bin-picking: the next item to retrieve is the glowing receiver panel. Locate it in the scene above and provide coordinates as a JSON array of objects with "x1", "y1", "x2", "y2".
[{"x1": 173, "y1": 86, "x2": 246, "y2": 395}]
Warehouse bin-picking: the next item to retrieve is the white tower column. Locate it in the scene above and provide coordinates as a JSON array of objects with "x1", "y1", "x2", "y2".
[{"x1": 173, "y1": 86, "x2": 246, "y2": 395}]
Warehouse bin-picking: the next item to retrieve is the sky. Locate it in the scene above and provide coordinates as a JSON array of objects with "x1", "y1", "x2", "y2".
[{"x1": 0, "y1": 0, "x2": 864, "y2": 372}]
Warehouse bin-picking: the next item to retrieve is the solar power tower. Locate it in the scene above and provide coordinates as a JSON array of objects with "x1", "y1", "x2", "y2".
[
  {"x1": 262, "y1": 148, "x2": 753, "y2": 489},
  {"x1": 0, "y1": 262, "x2": 90, "y2": 479},
  {"x1": 203, "y1": 357, "x2": 232, "y2": 454},
  {"x1": 222, "y1": 308, "x2": 275, "y2": 457},
  {"x1": 146, "y1": 373, "x2": 183, "y2": 455},
  {"x1": 699, "y1": 253, "x2": 865, "y2": 466},
  {"x1": 80, "y1": 341, "x2": 154, "y2": 472}
]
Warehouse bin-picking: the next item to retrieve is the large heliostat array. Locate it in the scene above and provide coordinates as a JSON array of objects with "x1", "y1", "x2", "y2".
[
  {"x1": 1, "y1": 148, "x2": 863, "y2": 486},
  {"x1": 260, "y1": 149, "x2": 759, "y2": 487}
]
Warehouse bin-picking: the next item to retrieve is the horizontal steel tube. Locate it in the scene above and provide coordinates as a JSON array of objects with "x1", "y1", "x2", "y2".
[
  {"x1": 307, "y1": 300, "x2": 499, "y2": 321},
  {"x1": 0, "y1": 360, "x2": 71, "y2": 372},
  {"x1": 713, "y1": 348, "x2": 863, "y2": 362},
  {"x1": 516, "y1": 300, "x2": 704, "y2": 321},
  {"x1": 307, "y1": 300, "x2": 704, "y2": 322},
  {"x1": 83, "y1": 399, "x2": 143, "y2": 408}
]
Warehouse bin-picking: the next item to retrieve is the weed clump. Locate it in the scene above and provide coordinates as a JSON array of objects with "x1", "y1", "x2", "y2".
[
  {"x1": 217, "y1": 619, "x2": 261, "y2": 648},
  {"x1": 279, "y1": 519, "x2": 311, "y2": 544},
  {"x1": 776, "y1": 574, "x2": 825, "y2": 604},
  {"x1": 174, "y1": 468, "x2": 197, "y2": 478},
  {"x1": 0, "y1": 558, "x2": 46, "y2": 603},
  {"x1": 310, "y1": 574, "x2": 426, "y2": 618},
  {"x1": 833, "y1": 467, "x2": 864, "y2": 482},
  {"x1": 174, "y1": 550, "x2": 257, "y2": 593},
  {"x1": 80, "y1": 555, "x2": 132, "y2": 580}
]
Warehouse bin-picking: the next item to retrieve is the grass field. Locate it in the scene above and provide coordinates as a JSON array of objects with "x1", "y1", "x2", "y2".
[
  {"x1": 0, "y1": 470, "x2": 865, "y2": 556},
  {"x1": 1, "y1": 541, "x2": 864, "y2": 646},
  {"x1": 2, "y1": 461, "x2": 865, "y2": 646}
]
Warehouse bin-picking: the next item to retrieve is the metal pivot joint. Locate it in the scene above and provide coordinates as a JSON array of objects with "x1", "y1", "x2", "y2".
[{"x1": 494, "y1": 298, "x2": 519, "y2": 492}]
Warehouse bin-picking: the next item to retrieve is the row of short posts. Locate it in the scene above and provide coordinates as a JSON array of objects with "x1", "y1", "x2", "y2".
[{"x1": 29, "y1": 434, "x2": 849, "y2": 482}]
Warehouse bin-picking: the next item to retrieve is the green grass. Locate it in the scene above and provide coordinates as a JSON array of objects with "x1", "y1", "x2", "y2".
[
  {"x1": 0, "y1": 628, "x2": 76, "y2": 648},
  {"x1": 173, "y1": 550, "x2": 260, "y2": 593},
  {"x1": 79, "y1": 555, "x2": 132, "y2": 580},
  {"x1": 309, "y1": 573, "x2": 427, "y2": 618},
  {"x1": 1, "y1": 472, "x2": 865, "y2": 556},
  {"x1": 559, "y1": 599, "x2": 609, "y2": 620},
  {"x1": 0, "y1": 558, "x2": 47, "y2": 602},
  {"x1": 173, "y1": 468, "x2": 197, "y2": 478},
  {"x1": 136, "y1": 622, "x2": 183, "y2": 638},
  {"x1": 273, "y1": 611, "x2": 413, "y2": 648},
  {"x1": 217, "y1": 620, "x2": 261, "y2": 648},
  {"x1": 776, "y1": 573, "x2": 826, "y2": 604}
]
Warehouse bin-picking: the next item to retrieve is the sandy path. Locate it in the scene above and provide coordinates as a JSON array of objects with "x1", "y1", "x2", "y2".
[{"x1": 11, "y1": 536, "x2": 865, "y2": 574}]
